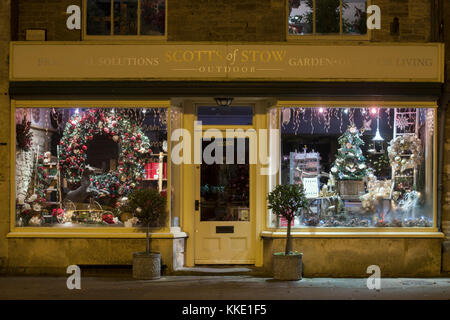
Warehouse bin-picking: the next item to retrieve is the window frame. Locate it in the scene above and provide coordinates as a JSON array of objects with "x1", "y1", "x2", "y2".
[
  {"x1": 10, "y1": 100, "x2": 175, "y2": 236},
  {"x1": 267, "y1": 101, "x2": 439, "y2": 233},
  {"x1": 82, "y1": 0, "x2": 168, "y2": 40},
  {"x1": 286, "y1": 0, "x2": 372, "y2": 41}
]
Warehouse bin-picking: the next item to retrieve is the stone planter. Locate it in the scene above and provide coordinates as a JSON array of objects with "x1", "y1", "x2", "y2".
[
  {"x1": 273, "y1": 253, "x2": 303, "y2": 281},
  {"x1": 132, "y1": 252, "x2": 161, "y2": 280}
]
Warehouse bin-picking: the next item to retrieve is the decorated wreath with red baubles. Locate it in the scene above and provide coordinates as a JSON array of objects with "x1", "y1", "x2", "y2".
[{"x1": 59, "y1": 108, "x2": 151, "y2": 200}]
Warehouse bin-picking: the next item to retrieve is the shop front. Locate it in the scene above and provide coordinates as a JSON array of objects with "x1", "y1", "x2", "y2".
[{"x1": 6, "y1": 42, "x2": 446, "y2": 276}]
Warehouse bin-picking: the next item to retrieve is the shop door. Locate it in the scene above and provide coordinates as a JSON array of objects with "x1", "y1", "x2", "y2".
[{"x1": 194, "y1": 134, "x2": 255, "y2": 264}]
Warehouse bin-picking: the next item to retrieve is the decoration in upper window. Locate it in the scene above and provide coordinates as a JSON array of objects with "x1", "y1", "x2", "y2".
[
  {"x1": 86, "y1": 0, "x2": 165, "y2": 36},
  {"x1": 289, "y1": 0, "x2": 367, "y2": 36}
]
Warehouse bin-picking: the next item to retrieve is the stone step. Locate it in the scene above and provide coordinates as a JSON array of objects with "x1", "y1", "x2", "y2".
[{"x1": 172, "y1": 266, "x2": 268, "y2": 276}]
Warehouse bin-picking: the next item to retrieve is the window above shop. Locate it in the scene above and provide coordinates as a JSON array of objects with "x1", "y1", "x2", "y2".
[
  {"x1": 288, "y1": 0, "x2": 368, "y2": 38},
  {"x1": 84, "y1": 0, "x2": 166, "y2": 38}
]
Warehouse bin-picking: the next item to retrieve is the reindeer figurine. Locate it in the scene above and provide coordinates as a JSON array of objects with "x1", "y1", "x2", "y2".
[{"x1": 65, "y1": 166, "x2": 105, "y2": 203}]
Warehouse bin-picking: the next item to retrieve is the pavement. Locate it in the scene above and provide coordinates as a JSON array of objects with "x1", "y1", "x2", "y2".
[{"x1": 1, "y1": 274, "x2": 450, "y2": 300}]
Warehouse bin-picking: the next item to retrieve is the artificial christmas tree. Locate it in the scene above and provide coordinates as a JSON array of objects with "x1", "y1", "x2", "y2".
[{"x1": 330, "y1": 125, "x2": 368, "y2": 198}]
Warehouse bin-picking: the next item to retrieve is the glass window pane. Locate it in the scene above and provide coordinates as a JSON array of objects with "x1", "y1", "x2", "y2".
[
  {"x1": 279, "y1": 107, "x2": 435, "y2": 228},
  {"x1": 200, "y1": 138, "x2": 250, "y2": 222},
  {"x1": 15, "y1": 107, "x2": 168, "y2": 228},
  {"x1": 315, "y1": 0, "x2": 341, "y2": 34},
  {"x1": 289, "y1": 0, "x2": 313, "y2": 35},
  {"x1": 197, "y1": 106, "x2": 253, "y2": 126},
  {"x1": 140, "y1": 0, "x2": 165, "y2": 35},
  {"x1": 343, "y1": 0, "x2": 367, "y2": 35},
  {"x1": 87, "y1": 0, "x2": 112, "y2": 35},
  {"x1": 113, "y1": 0, "x2": 138, "y2": 35}
]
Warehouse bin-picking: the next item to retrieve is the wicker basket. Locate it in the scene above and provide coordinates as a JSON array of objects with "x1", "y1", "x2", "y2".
[{"x1": 337, "y1": 180, "x2": 365, "y2": 198}]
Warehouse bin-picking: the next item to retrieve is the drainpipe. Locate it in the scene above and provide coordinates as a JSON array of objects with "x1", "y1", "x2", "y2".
[
  {"x1": 437, "y1": 95, "x2": 447, "y2": 232},
  {"x1": 436, "y1": 0, "x2": 447, "y2": 233},
  {"x1": 431, "y1": 0, "x2": 436, "y2": 42}
]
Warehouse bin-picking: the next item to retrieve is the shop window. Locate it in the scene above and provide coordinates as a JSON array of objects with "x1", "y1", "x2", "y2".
[
  {"x1": 288, "y1": 0, "x2": 367, "y2": 36},
  {"x1": 14, "y1": 107, "x2": 169, "y2": 228},
  {"x1": 270, "y1": 106, "x2": 436, "y2": 229},
  {"x1": 86, "y1": 0, "x2": 165, "y2": 37}
]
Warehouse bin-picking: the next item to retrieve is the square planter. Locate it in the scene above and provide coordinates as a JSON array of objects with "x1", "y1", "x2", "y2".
[{"x1": 273, "y1": 253, "x2": 303, "y2": 281}]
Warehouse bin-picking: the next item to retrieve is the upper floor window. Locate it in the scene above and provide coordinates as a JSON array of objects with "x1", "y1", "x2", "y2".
[
  {"x1": 86, "y1": 0, "x2": 165, "y2": 36},
  {"x1": 288, "y1": 0, "x2": 367, "y2": 36}
]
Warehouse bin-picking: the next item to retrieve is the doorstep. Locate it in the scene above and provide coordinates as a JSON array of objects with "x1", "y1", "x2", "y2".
[{"x1": 171, "y1": 266, "x2": 268, "y2": 277}]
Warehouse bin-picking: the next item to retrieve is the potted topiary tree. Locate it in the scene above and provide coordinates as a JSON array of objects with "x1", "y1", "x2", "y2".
[
  {"x1": 128, "y1": 188, "x2": 166, "y2": 280},
  {"x1": 267, "y1": 183, "x2": 309, "y2": 280}
]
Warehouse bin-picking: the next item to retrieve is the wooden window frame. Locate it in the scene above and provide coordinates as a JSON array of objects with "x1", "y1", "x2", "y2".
[
  {"x1": 82, "y1": 0, "x2": 167, "y2": 40},
  {"x1": 10, "y1": 100, "x2": 174, "y2": 236},
  {"x1": 267, "y1": 101, "x2": 439, "y2": 233},
  {"x1": 287, "y1": 0, "x2": 372, "y2": 41}
]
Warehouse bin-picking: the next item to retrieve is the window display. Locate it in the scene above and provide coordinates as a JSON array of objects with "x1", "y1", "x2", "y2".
[
  {"x1": 15, "y1": 107, "x2": 168, "y2": 227},
  {"x1": 275, "y1": 106, "x2": 435, "y2": 228}
]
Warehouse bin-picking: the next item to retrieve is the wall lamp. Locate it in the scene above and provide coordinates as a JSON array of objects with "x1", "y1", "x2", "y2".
[{"x1": 214, "y1": 97, "x2": 234, "y2": 107}]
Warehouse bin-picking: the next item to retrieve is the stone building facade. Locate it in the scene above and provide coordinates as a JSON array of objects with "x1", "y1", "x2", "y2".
[{"x1": 0, "y1": 0, "x2": 449, "y2": 275}]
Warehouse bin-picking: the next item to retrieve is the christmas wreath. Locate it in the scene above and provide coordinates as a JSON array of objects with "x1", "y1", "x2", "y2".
[
  {"x1": 387, "y1": 135, "x2": 423, "y2": 173},
  {"x1": 59, "y1": 109, "x2": 151, "y2": 200}
]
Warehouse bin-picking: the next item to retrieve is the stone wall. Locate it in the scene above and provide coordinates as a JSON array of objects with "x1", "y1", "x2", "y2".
[
  {"x1": 441, "y1": 0, "x2": 450, "y2": 272},
  {"x1": 168, "y1": 0, "x2": 286, "y2": 41},
  {"x1": 371, "y1": 0, "x2": 432, "y2": 42},
  {"x1": 16, "y1": 0, "x2": 81, "y2": 41},
  {"x1": 0, "y1": 0, "x2": 10, "y2": 271},
  {"x1": 263, "y1": 237, "x2": 443, "y2": 277},
  {"x1": 13, "y1": 0, "x2": 432, "y2": 42}
]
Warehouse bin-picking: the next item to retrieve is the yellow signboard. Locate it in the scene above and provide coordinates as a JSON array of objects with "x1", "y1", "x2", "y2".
[{"x1": 10, "y1": 42, "x2": 444, "y2": 82}]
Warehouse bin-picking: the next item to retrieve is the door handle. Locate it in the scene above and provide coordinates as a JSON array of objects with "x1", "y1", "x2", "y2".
[{"x1": 195, "y1": 200, "x2": 200, "y2": 211}]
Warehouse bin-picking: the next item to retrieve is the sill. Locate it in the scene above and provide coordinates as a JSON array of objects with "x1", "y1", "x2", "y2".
[
  {"x1": 261, "y1": 230, "x2": 444, "y2": 239},
  {"x1": 286, "y1": 34, "x2": 370, "y2": 42},
  {"x1": 7, "y1": 227, "x2": 188, "y2": 239},
  {"x1": 82, "y1": 35, "x2": 167, "y2": 42}
]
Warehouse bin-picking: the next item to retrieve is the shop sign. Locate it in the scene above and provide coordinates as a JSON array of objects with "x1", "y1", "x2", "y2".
[{"x1": 10, "y1": 43, "x2": 444, "y2": 82}]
